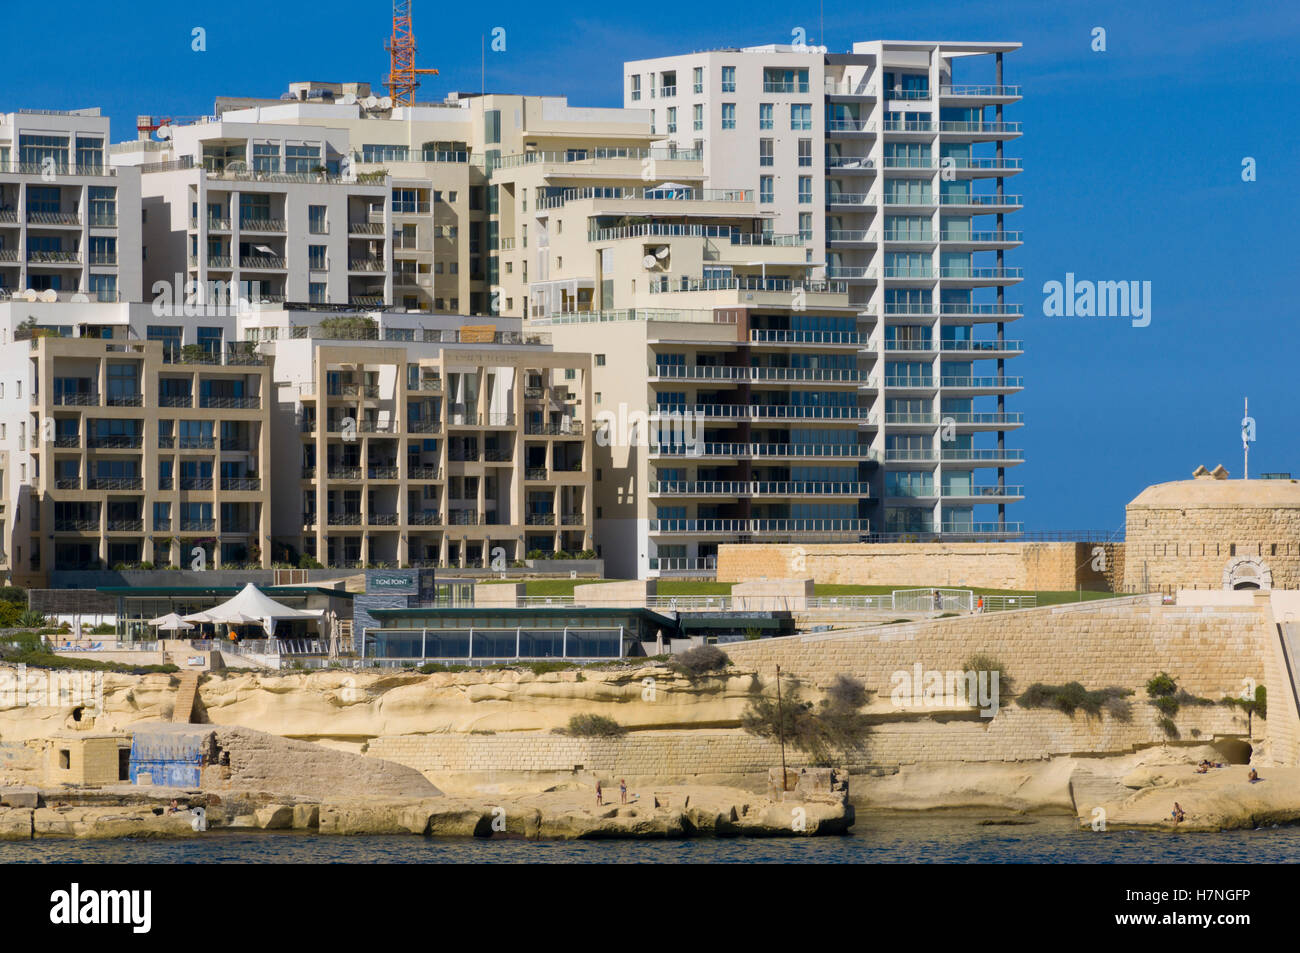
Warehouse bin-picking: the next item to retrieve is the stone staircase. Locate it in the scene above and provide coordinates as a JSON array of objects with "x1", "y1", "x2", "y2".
[{"x1": 172, "y1": 671, "x2": 201, "y2": 724}]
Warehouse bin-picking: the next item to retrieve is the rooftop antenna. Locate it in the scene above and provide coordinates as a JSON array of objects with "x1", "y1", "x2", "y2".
[
  {"x1": 386, "y1": 0, "x2": 439, "y2": 107},
  {"x1": 1242, "y1": 396, "x2": 1255, "y2": 479}
]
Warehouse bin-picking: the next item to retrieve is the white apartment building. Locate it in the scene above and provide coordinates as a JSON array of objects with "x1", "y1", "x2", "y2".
[
  {"x1": 624, "y1": 41, "x2": 1025, "y2": 537},
  {"x1": 0, "y1": 109, "x2": 142, "y2": 304},
  {"x1": 112, "y1": 117, "x2": 393, "y2": 310}
]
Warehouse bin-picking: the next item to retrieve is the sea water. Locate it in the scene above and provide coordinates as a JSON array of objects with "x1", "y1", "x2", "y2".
[{"x1": 1, "y1": 813, "x2": 1297, "y2": 863}]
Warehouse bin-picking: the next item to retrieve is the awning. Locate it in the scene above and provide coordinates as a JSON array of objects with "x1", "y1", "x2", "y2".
[{"x1": 181, "y1": 583, "x2": 322, "y2": 636}]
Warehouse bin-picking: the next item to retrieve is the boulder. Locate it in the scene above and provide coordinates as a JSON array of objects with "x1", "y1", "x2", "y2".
[{"x1": 254, "y1": 805, "x2": 294, "y2": 830}]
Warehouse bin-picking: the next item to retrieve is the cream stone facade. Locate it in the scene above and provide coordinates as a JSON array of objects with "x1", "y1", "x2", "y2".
[
  {"x1": 716, "y1": 540, "x2": 1120, "y2": 592},
  {"x1": 1123, "y1": 468, "x2": 1300, "y2": 593}
]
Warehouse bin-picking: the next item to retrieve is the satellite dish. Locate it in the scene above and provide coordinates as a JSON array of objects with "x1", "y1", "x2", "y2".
[
  {"x1": 362, "y1": 96, "x2": 379, "y2": 108},
  {"x1": 342, "y1": 94, "x2": 357, "y2": 105},
  {"x1": 379, "y1": 97, "x2": 393, "y2": 109},
  {"x1": 40, "y1": 289, "x2": 58, "y2": 303},
  {"x1": 157, "y1": 126, "x2": 174, "y2": 140},
  {"x1": 654, "y1": 246, "x2": 670, "y2": 259},
  {"x1": 642, "y1": 255, "x2": 658, "y2": 269},
  {"x1": 227, "y1": 160, "x2": 249, "y2": 173},
  {"x1": 70, "y1": 293, "x2": 90, "y2": 303}
]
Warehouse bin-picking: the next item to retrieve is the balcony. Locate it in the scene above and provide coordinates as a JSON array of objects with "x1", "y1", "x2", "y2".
[
  {"x1": 648, "y1": 518, "x2": 870, "y2": 536},
  {"x1": 327, "y1": 467, "x2": 362, "y2": 480},
  {"x1": 28, "y1": 250, "x2": 81, "y2": 265},
  {"x1": 180, "y1": 520, "x2": 215, "y2": 532},
  {"x1": 220, "y1": 477, "x2": 261, "y2": 491},
  {"x1": 368, "y1": 513, "x2": 399, "y2": 526},
  {"x1": 54, "y1": 477, "x2": 81, "y2": 489},
  {"x1": 881, "y1": 120, "x2": 934, "y2": 134},
  {"x1": 106, "y1": 518, "x2": 144, "y2": 532},
  {"x1": 408, "y1": 465, "x2": 441, "y2": 481},
  {"x1": 940, "y1": 449, "x2": 1026, "y2": 463},
  {"x1": 937, "y1": 121, "x2": 1022, "y2": 137},
  {"x1": 939, "y1": 376, "x2": 1024, "y2": 391},
  {"x1": 105, "y1": 394, "x2": 143, "y2": 407},
  {"x1": 238, "y1": 218, "x2": 287, "y2": 233},
  {"x1": 87, "y1": 435, "x2": 142, "y2": 449},
  {"x1": 199, "y1": 395, "x2": 261, "y2": 409},
  {"x1": 53, "y1": 435, "x2": 81, "y2": 448},
  {"x1": 939, "y1": 230, "x2": 1023, "y2": 247},
  {"x1": 942, "y1": 485, "x2": 1025, "y2": 499},
  {"x1": 27, "y1": 211, "x2": 82, "y2": 226},
  {"x1": 239, "y1": 255, "x2": 287, "y2": 270},
  {"x1": 939, "y1": 84, "x2": 1022, "y2": 100},
  {"x1": 348, "y1": 258, "x2": 386, "y2": 272},
  {"x1": 367, "y1": 466, "x2": 400, "y2": 480},
  {"x1": 648, "y1": 480, "x2": 873, "y2": 497},
  {"x1": 826, "y1": 120, "x2": 876, "y2": 135},
  {"x1": 328, "y1": 514, "x2": 363, "y2": 526},
  {"x1": 525, "y1": 467, "x2": 547, "y2": 480},
  {"x1": 87, "y1": 477, "x2": 143, "y2": 490},
  {"x1": 524, "y1": 422, "x2": 584, "y2": 436},
  {"x1": 179, "y1": 478, "x2": 214, "y2": 490},
  {"x1": 54, "y1": 519, "x2": 100, "y2": 532},
  {"x1": 749, "y1": 329, "x2": 860, "y2": 346},
  {"x1": 330, "y1": 383, "x2": 380, "y2": 399},
  {"x1": 526, "y1": 513, "x2": 556, "y2": 526},
  {"x1": 652, "y1": 442, "x2": 876, "y2": 460},
  {"x1": 408, "y1": 420, "x2": 441, "y2": 434},
  {"x1": 409, "y1": 512, "x2": 441, "y2": 525}
]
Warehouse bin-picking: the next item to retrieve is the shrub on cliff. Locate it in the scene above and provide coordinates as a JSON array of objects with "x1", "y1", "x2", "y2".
[
  {"x1": 964, "y1": 653, "x2": 1014, "y2": 696},
  {"x1": 1017, "y1": 682, "x2": 1132, "y2": 718},
  {"x1": 557, "y1": 714, "x2": 626, "y2": 738},
  {"x1": 670, "y1": 645, "x2": 731, "y2": 677},
  {"x1": 741, "y1": 674, "x2": 871, "y2": 766}
]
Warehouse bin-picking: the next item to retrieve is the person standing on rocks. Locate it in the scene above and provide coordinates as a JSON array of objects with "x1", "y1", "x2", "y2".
[
  {"x1": 595, "y1": 780, "x2": 604, "y2": 806},
  {"x1": 620, "y1": 779, "x2": 627, "y2": 804}
]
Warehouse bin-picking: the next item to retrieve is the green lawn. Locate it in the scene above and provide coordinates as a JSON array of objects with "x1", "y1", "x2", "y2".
[{"x1": 475, "y1": 578, "x2": 1116, "y2": 603}]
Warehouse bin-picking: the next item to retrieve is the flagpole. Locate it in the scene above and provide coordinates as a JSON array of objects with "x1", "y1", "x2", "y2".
[{"x1": 1244, "y1": 397, "x2": 1249, "y2": 479}]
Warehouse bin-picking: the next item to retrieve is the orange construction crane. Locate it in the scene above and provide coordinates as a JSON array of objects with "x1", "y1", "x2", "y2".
[{"x1": 386, "y1": 0, "x2": 438, "y2": 106}]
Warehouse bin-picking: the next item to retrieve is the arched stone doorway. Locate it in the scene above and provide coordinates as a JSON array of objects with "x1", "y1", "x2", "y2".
[{"x1": 1223, "y1": 556, "x2": 1272, "y2": 590}]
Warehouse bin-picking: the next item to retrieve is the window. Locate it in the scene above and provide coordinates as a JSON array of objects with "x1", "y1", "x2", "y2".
[
  {"x1": 630, "y1": 75, "x2": 641, "y2": 101},
  {"x1": 308, "y1": 206, "x2": 327, "y2": 234},
  {"x1": 693, "y1": 104, "x2": 703, "y2": 131},
  {"x1": 759, "y1": 103, "x2": 773, "y2": 130},
  {"x1": 798, "y1": 138, "x2": 812, "y2": 167},
  {"x1": 75, "y1": 136, "x2": 103, "y2": 171},
  {"x1": 791, "y1": 103, "x2": 812, "y2": 130},
  {"x1": 88, "y1": 187, "x2": 116, "y2": 226},
  {"x1": 798, "y1": 176, "x2": 812, "y2": 204},
  {"x1": 759, "y1": 176, "x2": 774, "y2": 204},
  {"x1": 309, "y1": 283, "x2": 326, "y2": 304},
  {"x1": 693, "y1": 67, "x2": 703, "y2": 94},
  {"x1": 19, "y1": 134, "x2": 68, "y2": 170},
  {"x1": 251, "y1": 142, "x2": 279, "y2": 173},
  {"x1": 309, "y1": 245, "x2": 326, "y2": 270},
  {"x1": 666, "y1": 107, "x2": 677, "y2": 133},
  {"x1": 759, "y1": 139, "x2": 773, "y2": 167},
  {"x1": 484, "y1": 109, "x2": 502, "y2": 145},
  {"x1": 721, "y1": 103, "x2": 736, "y2": 130},
  {"x1": 362, "y1": 144, "x2": 408, "y2": 163},
  {"x1": 285, "y1": 143, "x2": 319, "y2": 173},
  {"x1": 595, "y1": 354, "x2": 606, "y2": 366},
  {"x1": 798, "y1": 212, "x2": 813, "y2": 242},
  {"x1": 721, "y1": 66, "x2": 735, "y2": 92}
]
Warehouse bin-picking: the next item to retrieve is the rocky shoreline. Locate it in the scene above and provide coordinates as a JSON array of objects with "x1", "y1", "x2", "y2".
[{"x1": 0, "y1": 784, "x2": 854, "y2": 841}]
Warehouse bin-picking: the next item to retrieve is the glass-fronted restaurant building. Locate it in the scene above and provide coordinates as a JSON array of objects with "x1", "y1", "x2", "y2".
[{"x1": 365, "y1": 607, "x2": 681, "y2": 662}]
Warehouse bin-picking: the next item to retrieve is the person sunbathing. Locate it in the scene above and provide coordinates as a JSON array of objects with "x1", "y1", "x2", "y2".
[
  {"x1": 1248, "y1": 769, "x2": 1262, "y2": 783},
  {"x1": 1171, "y1": 802, "x2": 1186, "y2": 823}
]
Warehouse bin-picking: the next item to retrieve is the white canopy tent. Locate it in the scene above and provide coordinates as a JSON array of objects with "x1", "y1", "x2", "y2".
[
  {"x1": 181, "y1": 584, "x2": 323, "y2": 637},
  {"x1": 148, "y1": 612, "x2": 194, "y2": 632}
]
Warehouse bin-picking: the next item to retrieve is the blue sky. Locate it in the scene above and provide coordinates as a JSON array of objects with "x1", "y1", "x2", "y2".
[{"x1": 3, "y1": 0, "x2": 1298, "y2": 532}]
